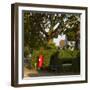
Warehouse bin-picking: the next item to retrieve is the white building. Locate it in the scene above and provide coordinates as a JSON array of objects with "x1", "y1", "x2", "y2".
[
  {"x1": 53, "y1": 33, "x2": 67, "y2": 48},
  {"x1": 53, "y1": 34, "x2": 76, "y2": 51}
]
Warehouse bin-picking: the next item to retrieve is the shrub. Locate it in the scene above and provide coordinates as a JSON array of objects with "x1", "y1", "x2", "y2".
[
  {"x1": 59, "y1": 49, "x2": 80, "y2": 59},
  {"x1": 24, "y1": 46, "x2": 30, "y2": 57},
  {"x1": 31, "y1": 49, "x2": 57, "y2": 68},
  {"x1": 29, "y1": 48, "x2": 80, "y2": 69}
]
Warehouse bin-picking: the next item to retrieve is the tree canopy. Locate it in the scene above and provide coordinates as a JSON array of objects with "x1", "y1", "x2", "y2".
[{"x1": 24, "y1": 11, "x2": 80, "y2": 50}]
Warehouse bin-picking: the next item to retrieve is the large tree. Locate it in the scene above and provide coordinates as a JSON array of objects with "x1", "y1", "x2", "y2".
[{"x1": 24, "y1": 11, "x2": 80, "y2": 50}]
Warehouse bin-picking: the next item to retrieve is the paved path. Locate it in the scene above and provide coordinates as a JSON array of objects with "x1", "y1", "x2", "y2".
[
  {"x1": 24, "y1": 67, "x2": 38, "y2": 77},
  {"x1": 24, "y1": 67, "x2": 80, "y2": 78}
]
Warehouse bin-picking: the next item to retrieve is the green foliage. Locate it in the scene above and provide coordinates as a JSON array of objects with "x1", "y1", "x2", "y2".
[
  {"x1": 24, "y1": 46, "x2": 30, "y2": 57},
  {"x1": 30, "y1": 48, "x2": 80, "y2": 68},
  {"x1": 59, "y1": 49, "x2": 80, "y2": 59},
  {"x1": 24, "y1": 11, "x2": 80, "y2": 50},
  {"x1": 47, "y1": 41, "x2": 57, "y2": 49},
  {"x1": 65, "y1": 29, "x2": 76, "y2": 41},
  {"x1": 24, "y1": 11, "x2": 80, "y2": 69},
  {"x1": 31, "y1": 49, "x2": 57, "y2": 68}
]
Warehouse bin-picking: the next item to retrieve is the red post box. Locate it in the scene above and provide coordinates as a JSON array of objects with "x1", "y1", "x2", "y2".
[{"x1": 37, "y1": 55, "x2": 44, "y2": 69}]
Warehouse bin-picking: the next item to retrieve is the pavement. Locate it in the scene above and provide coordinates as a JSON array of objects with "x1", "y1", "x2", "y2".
[{"x1": 24, "y1": 67, "x2": 80, "y2": 78}]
